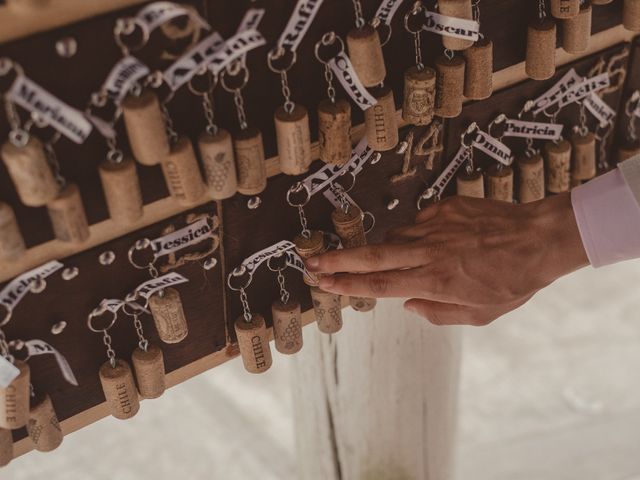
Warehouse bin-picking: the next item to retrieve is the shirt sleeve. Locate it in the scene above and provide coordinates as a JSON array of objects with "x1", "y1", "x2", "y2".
[{"x1": 571, "y1": 164, "x2": 640, "y2": 268}]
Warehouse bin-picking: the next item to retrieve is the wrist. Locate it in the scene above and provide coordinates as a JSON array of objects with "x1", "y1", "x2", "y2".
[{"x1": 528, "y1": 193, "x2": 589, "y2": 285}]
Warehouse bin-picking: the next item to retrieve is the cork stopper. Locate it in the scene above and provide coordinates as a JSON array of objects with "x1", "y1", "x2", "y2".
[
  {"x1": 486, "y1": 165, "x2": 514, "y2": 202},
  {"x1": 294, "y1": 230, "x2": 327, "y2": 259},
  {"x1": 550, "y1": 0, "x2": 580, "y2": 19},
  {"x1": 435, "y1": 55, "x2": 465, "y2": 118},
  {"x1": 122, "y1": 89, "x2": 169, "y2": 166},
  {"x1": 310, "y1": 287, "x2": 343, "y2": 334},
  {"x1": 198, "y1": 129, "x2": 238, "y2": 200},
  {"x1": 148, "y1": 287, "x2": 189, "y2": 344},
  {"x1": 562, "y1": 3, "x2": 592, "y2": 53},
  {"x1": 1, "y1": 136, "x2": 59, "y2": 207},
  {"x1": 617, "y1": 142, "x2": 640, "y2": 163},
  {"x1": 0, "y1": 360, "x2": 30, "y2": 429},
  {"x1": 27, "y1": 394, "x2": 63, "y2": 452},
  {"x1": 318, "y1": 99, "x2": 352, "y2": 165},
  {"x1": 331, "y1": 205, "x2": 366, "y2": 249},
  {"x1": 438, "y1": 0, "x2": 474, "y2": 50},
  {"x1": 544, "y1": 140, "x2": 571, "y2": 193},
  {"x1": 47, "y1": 182, "x2": 90, "y2": 244},
  {"x1": 234, "y1": 314, "x2": 273, "y2": 374},
  {"x1": 98, "y1": 157, "x2": 144, "y2": 226},
  {"x1": 271, "y1": 299, "x2": 303, "y2": 355},
  {"x1": 346, "y1": 24, "x2": 387, "y2": 87},
  {"x1": 349, "y1": 297, "x2": 377, "y2": 312},
  {"x1": 571, "y1": 132, "x2": 596, "y2": 181},
  {"x1": 161, "y1": 136, "x2": 206, "y2": 206},
  {"x1": 463, "y1": 38, "x2": 494, "y2": 100},
  {"x1": 99, "y1": 359, "x2": 140, "y2": 420},
  {"x1": 275, "y1": 104, "x2": 312, "y2": 175},
  {"x1": 234, "y1": 127, "x2": 267, "y2": 196},
  {"x1": 0, "y1": 428, "x2": 12, "y2": 467},
  {"x1": 456, "y1": 170, "x2": 485, "y2": 198},
  {"x1": 364, "y1": 86, "x2": 399, "y2": 151},
  {"x1": 0, "y1": 202, "x2": 25, "y2": 261},
  {"x1": 402, "y1": 66, "x2": 436, "y2": 126},
  {"x1": 526, "y1": 18, "x2": 557, "y2": 81},
  {"x1": 517, "y1": 154, "x2": 545, "y2": 203},
  {"x1": 624, "y1": 0, "x2": 640, "y2": 31},
  {"x1": 132, "y1": 344, "x2": 166, "y2": 399}
]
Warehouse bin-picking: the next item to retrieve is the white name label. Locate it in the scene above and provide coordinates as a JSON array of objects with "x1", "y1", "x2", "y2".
[
  {"x1": 532, "y1": 68, "x2": 582, "y2": 115},
  {"x1": 0, "y1": 356, "x2": 20, "y2": 388},
  {"x1": 135, "y1": 1, "x2": 209, "y2": 34},
  {"x1": 25, "y1": 339, "x2": 78, "y2": 386},
  {"x1": 329, "y1": 52, "x2": 377, "y2": 111},
  {"x1": 428, "y1": 145, "x2": 472, "y2": 198},
  {"x1": 164, "y1": 32, "x2": 224, "y2": 91},
  {"x1": 102, "y1": 56, "x2": 150, "y2": 104},
  {"x1": 558, "y1": 73, "x2": 610, "y2": 108},
  {"x1": 208, "y1": 29, "x2": 266, "y2": 76},
  {"x1": 277, "y1": 0, "x2": 324, "y2": 52},
  {"x1": 503, "y1": 119, "x2": 564, "y2": 141},
  {"x1": 0, "y1": 260, "x2": 63, "y2": 311},
  {"x1": 151, "y1": 217, "x2": 216, "y2": 258},
  {"x1": 375, "y1": 0, "x2": 405, "y2": 25},
  {"x1": 234, "y1": 8, "x2": 266, "y2": 70},
  {"x1": 135, "y1": 273, "x2": 189, "y2": 299},
  {"x1": 7, "y1": 76, "x2": 93, "y2": 144},
  {"x1": 583, "y1": 93, "x2": 616, "y2": 127},
  {"x1": 473, "y1": 130, "x2": 513, "y2": 166},
  {"x1": 423, "y1": 11, "x2": 479, "y2": 42}
]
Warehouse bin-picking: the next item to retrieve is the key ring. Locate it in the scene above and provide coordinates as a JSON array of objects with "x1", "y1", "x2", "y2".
[
  {"x1": 87, "y1": 302, "x2": 118, "y2": 333},
  {"x1": 371, "y1": 16, "x2": 392, "y2": 46},
  {"x1": 114, "y1": 18, "x2": 149, "y2": 57},
  {"x1": 461, "y1": 122, "x2": 480, "y2": 148},
  {"x1": 314, "y1": 32, "x2": 345, "y2": 64},
  {"x1": 227, "y1": 265, "x2": 253, "y2": 292},
  {"x1": 404, "y1": 1, "x2": 426, "y2": 34},
  {"x1": 286, "y1": 182, "x2": 311, "y2": 208},
  {"x1": 267, "y1": 47, "x2": 298, "y2": 75},
  {"x1": 487, "y1": 114, "x2": 507, "y2": 139},
  {"x1": 0, "y1": 305, "x2": 12, "y2": 328},
  {"x1": 128, "y1": 238, "x2": 159, "y2": 277},
  {"x1": 363, "y1": 211, "x2": 376, "y2": 234},
  {"x1": 188, "y1": 68, "x2": 217, "y2": 97},
  {"x1": 220, "y1": 64, "x2": 250, "y2": 93}
]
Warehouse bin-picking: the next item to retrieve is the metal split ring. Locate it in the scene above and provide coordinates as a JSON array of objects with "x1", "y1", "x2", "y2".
[
  {"x1": 114, "y1": 18, "x2": 149, "y2": 56},
  {"x1": 487, "y1": 114, "x2": 507, "y2": 139},
  {"x1": 267, "y1": 47, "x2": 298, "y2": 74},
  {"x1": 0, "y1": 305, "x2": 12, "y2": 328},
  {"x1": 127, "y1": 238, "x2": 156, "y2": 270},
  {"x1": 286, "y1": 182, "x2": 311, "y2": 208},
  {"x1": 226, "y1": 265, "x2": 252, "y2": 292},
  {"x1": 188, "y1": 68, "x2": 217, "y2": 97},
  {"x1": 461, "y1": 122, "x2": 480, "y2": 148},
  {"x1": 87, "y1": 302, "x2": 118, "y2": 333},
  {"x1": 314, "y1": 32, "x2": 345, "y2": 64},
  {"x1": 220, "y1": 64, "x2": 250, "y2": 93}
]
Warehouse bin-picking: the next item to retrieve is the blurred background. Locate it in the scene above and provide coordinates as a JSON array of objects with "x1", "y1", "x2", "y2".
[{"x1": 2, "y1": 260, "x2": 639, "y2": 480}]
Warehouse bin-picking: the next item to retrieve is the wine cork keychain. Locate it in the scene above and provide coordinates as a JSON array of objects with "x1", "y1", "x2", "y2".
[
  {"x1": 550, "y1": 0, "x2": 579, "y2": 19},
  {"x1": 464, "y1": 0, "x2": 493, "y2": 100},
  {"x1": 543, "y1": 108, "x2": 571, "y2": 194},
  {"x1": 227, "y1": 270, "x2": 272, "y2": 374},
  {"x1": 435, "y1": 49, "x2": 465, "y2": 118},
  {"x1": 526, "y1": 0, "x2": 557, "y2": 81},
  {"x1": 127, "y1": 243, "x2": 189, "y2": 344},
  {"x1": 314, "y1": 33, "x2": 353, "y2": 165},
  {"x1": 0, "y1": 202, "x2": 25, "y2": 262},
  {"x1": 0, "y1": 427, "x2": 11, "y2": 467},
  {"x1": 438, "y1": 0, "x2": 475, "y2": 50},
  {"x1": 624, "y1": 0, "x2": 640, "y2": 32},
  {"x1": 220, "y1": 64, "x2": 267, "y2": 204},
  {"x1": 618, "y1": 91, "x2": 640, "y2": 162},
  {"x1": 27, "y1": 391, "x2": 63, "y2": 452},
  {"x1": 87, "y1": 302, "x2": 140, "y2": 420},
  {"x1": 456, "y1": 124, "x2": 485, "y2": 198},
  {"x1": 561, "y1": 1, "x2": 592, "y2": 54},
  {"x1": 486, "y1": 115, "x2": 514, "y2": 202},
  {"x1": 515, "y1": 102, "x2": 546, "y2": 203},
  {"x1": 364, "y1": 85, "x2": 399, "y2": 151},
  {"x1": 570, "y1": 103, "x2": 596, "y2": 183},
  {"x1": 267, "y1": 256, "x2": 303, "y2": 355},
  {"x1": 190, "y1": 70, "x2": 238, "y2": 201},
  {"x1": 122, "y1": 302, "x2": 166, "y2": 399},
  {"x1": 0, "y1": 326, "x2": 30, "y2": 430},
  {"x1": 402, "y1": 3, "x2": 436, "y2": 126},
  {"x1": 268, "y1": 48, "x2": 312, "y2": 175},
  {"x1": 347, "y1": 0, "x2": 386, "y2": 87}
]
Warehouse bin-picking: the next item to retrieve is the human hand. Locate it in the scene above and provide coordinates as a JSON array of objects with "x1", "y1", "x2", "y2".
[{"x1": 306, "y1": 193, "x2": 589, "y2": 326}]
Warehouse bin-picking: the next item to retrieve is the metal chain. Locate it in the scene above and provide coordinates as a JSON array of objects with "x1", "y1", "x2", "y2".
[
  {"x1": 133, "y1": 313, "x2": 149, "y2": 352},
  {"x1": 597, "y1": 123, "x2": 613, "y2": 170},
  {"x1": 465, "y1": 146, "x2": 475, "y2": 174},
  {"x1": 276, "y1": 269, "x2": 291, "y2": 305},
  {"x1": 538, "y1": 0, "x2": 547, "y2": 19},
  {"x1": 628, "y1": 114, "x2": 638, "y2": 143},
  {"x1": 279, "y1": 70, "x2": 295, "y2": 114},
  {"x1": 472, "y1": 0, "x2": 481, "y2": 23},
  {"x1": 106, "y1": 136, "x2": 124, "y2": 164},
  {"x1": 324, "y1": 64, "x2": 337, "y2": 103},
  {"x1": 202, "y1": 93, "x2": 219, "y2": 136},
  {"x1": 413, "y1": 32, "x2": 424, "y2": 70},
  {"x1": 0, "y1": 329, "x2": 14, "y2": 363},
  {"x1": 160, "y1": 103, "x2": 179, "y2": 144},
  {"x1": 351, "y1": 0, "x2": 365, "y2": 28},
  {"x1": 233, "y1": 88, "x2": 249, "y2": 131},
  {"x1": 102, "y1": 330, "x2": 117, "y2": 368},
  {"x1": 577, "y1": 102, "x2": 589, "y2": 137},
  {"x1": 298, "y1": 206, "x2": 311, "y2": 238},
  {"x1": 44, "y1": 141, "x2": 66, "y2": 188},
  {"x1": 239, "y1": 287, "x2": 252, "y2": 323}
]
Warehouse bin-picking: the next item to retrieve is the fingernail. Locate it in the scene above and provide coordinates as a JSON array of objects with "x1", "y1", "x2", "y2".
[
  {"x1": 319, "y1": 276, "x2": 335, "y2": 289},
  {"x1": 306, "y1": 257, "x2": 320, "y2": 271}
]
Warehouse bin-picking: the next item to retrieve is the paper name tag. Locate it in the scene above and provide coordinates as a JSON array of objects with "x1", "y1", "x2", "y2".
[
  {"x1": 375, "y1": 0, "x2": 405, "y2": 25},
  {"x1": 102, "y1": 56, "x2": 150, "y2": 104},
  {"x1": 100, "y1": 298, "x2": 150, "y2": 315},
  {"x1": 0, "y1": 260, "x2": 63, "y2": 311},
  {"x1": 0, "y1": 356, "x2": 20, "y2": 388},
  {"x1": 532, "y1": 68, "x2": 582, "y2": 115},
  {"x1": 503, "y1": 119, "x2": 563, "y2": 141},
  {"x1": 277, "y1": 0, "x2": 324, "y2": 53},
  {"x1": 422, "y1": 11, "x2": 480, "y2": 42},
  {"x1": 424, "y1": 145, "x2": 471, "y2": 199},
  {"x1": 208, "y1": 29, "x2": 266, "y2": 76},
  {"x1": 25, "y1": 339, "x2": 78, "y2": 386},
  {"x1": 135, "y1": 1, "x2": 209, "y2": 34},
  {"x1": 7, "y1": 76, "x2": 93, "y2": 144},
  {"x1": 558, "y1": 73, "x2": 610, "y2": 108},
  {"x1": 235, "y1": 8, "x2": 266, "y2": 70},
  {"x1": 239, "y1": 240, "x2": 297, "y2": 275},
  {"x1": 151, "y1": 217, "x2": 216, "y2": 258},
  {"x1": 135, "y1": 273, "x2": 189, "y2": 299},
  {"x1": 472, "y1": 130, "x2": 513, "y2": 166},
  {"x1": 164, "y1": 32, "x2": 224, "y2": 91},
  {"x1": 329, "y1": 52, "x2": 377, "y2": 111},
  {"x1": 323, "y1": 182, "x2": 357, "y2": 210},
  {"x1": 583, "y1": 93, "x2": 616, "y2": 127}
]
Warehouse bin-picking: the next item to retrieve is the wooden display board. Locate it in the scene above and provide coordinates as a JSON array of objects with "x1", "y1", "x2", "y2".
[{"x1": 0, "y1": 0, "x2": 637, "y2": 460}]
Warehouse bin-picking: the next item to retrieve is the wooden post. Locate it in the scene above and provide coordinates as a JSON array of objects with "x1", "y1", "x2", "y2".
[{"x1": 292, "y1": 298, "x2": 462, "y2": 479}]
